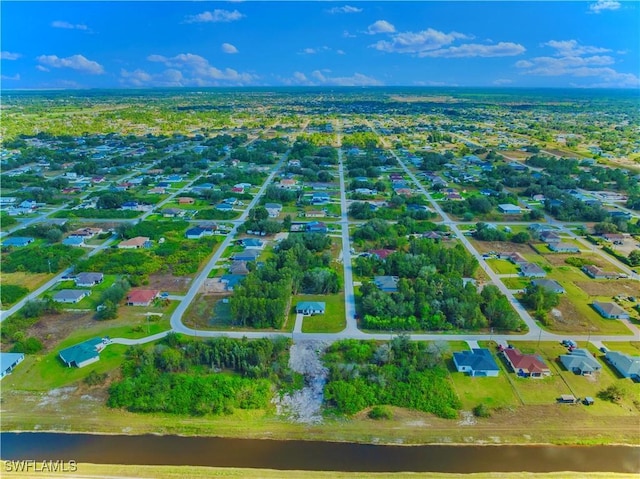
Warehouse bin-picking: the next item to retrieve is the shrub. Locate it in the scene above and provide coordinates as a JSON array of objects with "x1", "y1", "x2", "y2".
[
  {"x1": 84, "y1": 370, "x2": 108, "y2": 386},
  {"x1": 12, "y1": 336, "x2": 43, "y2": 354},
  {"x1": 473, "y1": 403, "x2": 492, "y2": 418},
  {"x1": 368, "y1": 405, "x2": 393, "y2": 420}
]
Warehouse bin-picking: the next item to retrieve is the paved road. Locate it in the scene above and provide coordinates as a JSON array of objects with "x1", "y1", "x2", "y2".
[
  {"x1": 336, "y1": 129, "x2": 358, "y2": 334},
  {"x1": 0, "y1": 234, "x2": 118, "y2": 322}
]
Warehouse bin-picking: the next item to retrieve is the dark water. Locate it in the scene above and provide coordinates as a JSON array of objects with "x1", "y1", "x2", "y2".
[{"x1": 1, "y1": 433, "x2": 639, "y2": 473}]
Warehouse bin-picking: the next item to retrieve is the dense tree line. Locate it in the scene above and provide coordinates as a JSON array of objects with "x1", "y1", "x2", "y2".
[
  {"x1": 323, "y1": 338, "x2": 460, "y2": 418},
  {"x1": 108, "y1": 336, "x2": 294, "y2": 416},
  {"x1": 2, "y1": 244, "x2": 85, "y2": 274}
]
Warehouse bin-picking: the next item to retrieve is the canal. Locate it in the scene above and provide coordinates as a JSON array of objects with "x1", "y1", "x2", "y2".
[{"x1": 2, "y1": 433, "x2": 639, "y2": 473}]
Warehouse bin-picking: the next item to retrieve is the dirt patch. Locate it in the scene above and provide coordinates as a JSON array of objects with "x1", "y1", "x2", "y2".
[
  {"x1": 183, "y1": 294, "x2": 225, "y2": 329},
  {"x1": 27, "y1": 311, "x2": 97, "y2": 351},
  {"x1": 574, "y1": 280, "x2": 640, "y2": 297},
  {"x1": 550, "y1": 297, "x2": 593, "y2": 332},
  {"x1": 500, "y1": 150, "x2": 532, "y2": 159},
  {"x1": 146, "y1": 274, "x2": 193, "y2": 294},
  {"x1": 471, "y1": 240, "x2": 536, "y2": 255}
]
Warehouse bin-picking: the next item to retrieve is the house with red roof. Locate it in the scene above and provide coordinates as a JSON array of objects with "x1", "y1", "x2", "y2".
[
  {"x1": 369, "y1": 249, "x2": 394, "y2": 260},
  {"x1": 501, "y1": 347, "x2": 551, "y2": 378},
  {"x1": 126, "y1": 289, "x2": 160, "y2": 307}
]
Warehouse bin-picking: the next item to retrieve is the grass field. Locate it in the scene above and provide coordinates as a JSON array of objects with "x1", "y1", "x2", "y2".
[
  {"x1": 485, "y1": 259, "x2": 518, "y2": 275},
  {"x1": 298, "y1": 293, "x2": 346, "y2": 333},
  {"x1": 2, "y1": 463, "x2": 636, "y2": 479},
  {"x1": 1, "y1": 272, "x2": 55, "y2": 292},
  {"x1": 502, "y1": 278, "x2": 529, "y2": 290}
]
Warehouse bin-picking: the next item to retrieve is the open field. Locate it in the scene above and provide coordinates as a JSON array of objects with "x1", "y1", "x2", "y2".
[
  {"x1": 485, "y1": 259, "x2": 518, "y2": 275},
  {"x1": 1, "y1": 272, "x2": 55, "y2": 292},
  {"x1": 2, "y1": 463, "x2": 636, "y2": 479}
]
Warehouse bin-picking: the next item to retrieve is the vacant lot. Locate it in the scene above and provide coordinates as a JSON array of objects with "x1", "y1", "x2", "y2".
[
  {"x1": 574, "y1": 280, "x2": 639, "y2": 298},
  {"x1": 485, "y1": 259, "x2": 519, "y2": 275},
  {"x1": 147, "y1": 273, "x2": 193, "y2": 294},
  {"x1": 1, "y1": 272, "x2": 54, "y2": 292},
  {"x1": 471, "y1": 240, "x2": 535, "y2": 255}
]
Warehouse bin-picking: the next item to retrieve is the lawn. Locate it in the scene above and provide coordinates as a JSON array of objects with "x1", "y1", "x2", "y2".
[
  {"x1": 1, "y1": 272, "x2": 55, "y2": 292},
  {"x1": 298, "y1": 293, "x2": 346, "y2": 333},
  {"x1": 502, "y1": 278, "x2": 529, "y2": 290},
  {"x1": 602, "y1": 341, "x2": 640, "y2": 355},
  {"x1": 45, "y1": 275, "x2": 119, "y2": 310},
  {"x1": 485, "y1": 259, "x2": 518, "y2": 275},
  {"x1": 447, "y1": 361, "x2": 519, "y2": 410}
]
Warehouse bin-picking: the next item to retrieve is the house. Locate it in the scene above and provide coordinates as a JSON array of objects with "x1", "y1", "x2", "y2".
[
  {"x1": 453, "y1": 348, "x2": 500, "y2": 377},
  {"x1": 220, "y1": 274, "x2": 246, "y2": 291},
  {"x1": 185, "y1": 227, "x2": 206, "y2": 239},
  {"x1": 53, "y1": 289, "x2": 90, "y2": 304},
  {"x1": 581, "y1": 265, "x2": 617, "y2": 279},
  {"x1": 601, "y1": 233, "x2": 625, "y2": 245},
  {"x1": 279, "y1": 179, "x2": 298, "y2": 189},
  {"x1": 120, "y1": 201, "x2": 139, "y2": 210},
  {"x1": 231, "y1": 186, "x2": 244, "y2": 193},
  {"x1": 118, "y1": 236, "x2": 150, "y2": 249},
  {"x1": 59, "y1": 337, "x2": 110, "y2": 368},
  {"x1": 374, "y1": 275, "x2": 399, "y2": 293},
  {"x1": 264, "y1": 203, "x2": 282, "y2": 218},
  {"x1": 0, "y1": 352, "x2": 24, "y2": 380},
  {"x1": 423, "y1": 231, "x2": 442, "y2": 241},
  {"x1": 296, "y1": 301, "x2": 326, "y2": 315},
  {"x1": 311, "y1": 192, "x2": 330, "y2": 205},
  {"x1": 539, "y1": 231, "x2": 561, "y2": 243},
  {"x1": 216, "y1": 203, "x2": 234, "y2": 212},
  {"x1": 592, "y1": 301, "x2": 630, "y2": 320},
  {"x1": 548, "y1": 242, "x2": 580, "y2": 253},
  {"x1": 75, "y1": 272, "x2": 104, "y2": 287},
  {"x1": 166, "y1": 174, "x2": 182, "y2": 182},
  {"x1": 62, "y1": 236, "x2": 85, "y2": 246},
  {"x1": 502, "y1": 347, "x2": 551, "y2": 378},
  {"x1": 239, "y1": 238, "x2": 264, "y2": 249},
  {"x1": 229, "y1": 261, "x2": 250, "y2": 275},
  {"x1": 502, "y1": 252, "x2": 528, "y2": 265},
  {"x1": 69, "y1": 227, "x2": 103, "y2": 239},
  {"x1": 531, "y1": 279, "x2": 565, "y2": 294},
  {"x1": 559, "y1": 349, "x2": 602, "y2": 375},
  {"x1": 520, "y1": 263, "x2": 546, "y2": 278},
  {"x1": 178, "y1": 197, "x2": 195, "y2": 205},
  {"x1": 126, "y1": 289, "x2": 160, "y2": 306},
  {"x1": 605, "y1": 351, "x2": 640, "y2": 380},
  {"x1": 305, "y1": 221, "x2": 328, "y2": 234},
  {"x1": 498, "y1": 204, "x2": 522, "y2": 214},
  {"x1": 232, "y1": 249, "x2": 261, "y2": 262},
  {"x1": 2, "y1": 237, "x2": 34, "y2": 248},
  {"x1": 148, "y1": 187, "x2": 166, "y2": 194},
  {"x1": 369, "y1": 249, "x2": 394, "y2": 260},
  {"x1": 162, "y1": 208, "x2": 185, "y2": 218},
  {"x1": 0, "y1": 197, "x2": 17, "y2": 206}
]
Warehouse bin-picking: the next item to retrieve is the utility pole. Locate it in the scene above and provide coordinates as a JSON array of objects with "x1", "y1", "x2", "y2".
[{"x1": 537, "y1": 327, "x2": 542, "y2": 349}]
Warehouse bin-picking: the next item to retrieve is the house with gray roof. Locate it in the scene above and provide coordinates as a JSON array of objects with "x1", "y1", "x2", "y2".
[
  {"x1": 0, "y1": 352, "x2": 24, "y2": 380},
  {"x1": 374, "y1": 275, "x2": 399, "y2": 293},
  {"x1": 531, "y1": 279, "x2": 565, "y2": 294},
  {"x1": 548, "y1": 242, "x2": 580, "y2": 253},
  {"x1": 295, "y1": 301, "x2": 326, "y2": 315},
  {"x1": 232, "y1": 249, "x2": 261, "y2": 262},
  {"x1": 53, "y1": 289, "x2": 89, "y2": 304},
  {"x1": 3, "y1": 237, "x2": 34, "y2": 247},
  {"x1": 605, "y1": 351, "x2": 640, "y2": 380},
  {"x1": 592, "y1": 301, "x2": 630, "y2": 320},
  {"x1": 453, "y1": 348, "x2": 500, "y2": 377},
  {"x1": 59, "y1": 337, "x2": 110, "y2": 368},
  {"x1": 559, "y1": 349, "x2": 602, "y2": 376},
  {"x1": 75, "y1": 272, "x2": 104, "y2": 287},
  {"x1": 520, "y1": 263, "x2": 546, "y2": 278}
]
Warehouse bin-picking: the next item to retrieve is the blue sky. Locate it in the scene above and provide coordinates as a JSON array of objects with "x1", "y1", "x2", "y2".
[{"x1": 1, "y1": 1, "x2": 638, "y2": 89}]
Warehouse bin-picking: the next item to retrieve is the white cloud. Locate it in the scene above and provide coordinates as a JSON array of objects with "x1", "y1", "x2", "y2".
[
  {"x1": 36, "y1": 54, "x2": 104, "y2": 74},
  {"x1": 51, "y1": 20, "x2": 89, "y2": 31},
  {"x1": 221, "y1": 43, "x2": 239, "y2": 54},
  {"x1": 184, "y1": 9, "x2": 244, "y2": 23},
  {"x1": 1, "y1": 73, "x2": 20, "y2": 81},
  {"x1": 343, "y1": 30, "x2": 356, "y2": 38},
  {"x1": 36, "y1": 65, "x2": 50, "y2": 72},
  {"x1": 1, "y1": 51, "x2": 21, "y2": 60},
  {"x1": 336, "y1": 49, "x2": 346, "y2": 55},
  {"x1": 516, "y1": 39, "x2": 638, "y2": 87},
  {"x1": 299, "y1": 46, "x2": 330, "y2": 55},
  {"x1": 371, "y1": 28, "x2": 468, "y2": 54},
  {"x1": 589, "y1": 0, "x2": 620, "y2": 13},
  {"x1": 420, "y1": 42, "x2": 525, "y2": 58},
  {"x1": 120, "y1": 68, "x2": 184, "y2": 87},
  {"x1": 493, "y1": 78, "x2": 513, "y2": 85},
  {"x1": 326, "y1": 5, "x2": 362, "y2": 14},
  {"x1": 284, "y1": 69, "x2": 381, "y2": 86},
  {"x1": 544, "y1": 40, "x2": 610, "y2": 57},
  {"x1": 366, "y1": 20, "x2": 396, "y2": 35},
  {"x1": 146, "y1": 53, "x2": 256, "y2": 84}
]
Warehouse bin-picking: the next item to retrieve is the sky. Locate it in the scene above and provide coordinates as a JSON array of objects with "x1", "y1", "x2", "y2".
[{"x1": 1, "y1": 1, "x2": 638, "y2": 89}]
